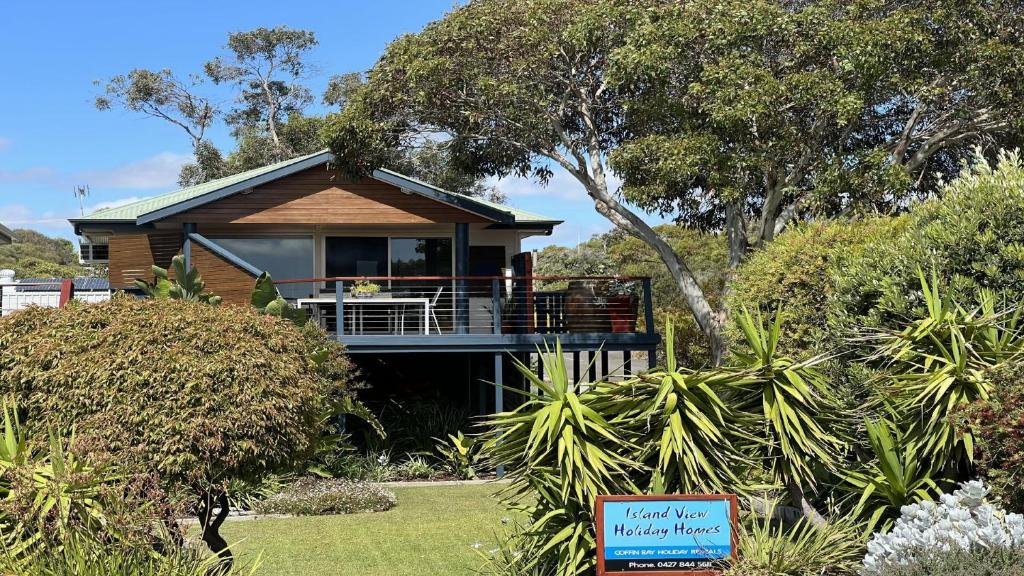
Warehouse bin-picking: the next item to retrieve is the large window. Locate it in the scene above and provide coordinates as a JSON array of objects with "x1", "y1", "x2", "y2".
[
  {"x1": 324, "y1": 237, "x2": 389, "y2": 291},
  {"x1": 208, "y1": 237, "x2": 315, "y2": 299},
  {"x1": 390, "y1": 238, "x2": 453, "y2": 278}
]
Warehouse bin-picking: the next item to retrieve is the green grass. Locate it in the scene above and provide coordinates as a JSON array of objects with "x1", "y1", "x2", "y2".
[{"x1": 222, "y1": 484, "x2": 512, "y2": 576}]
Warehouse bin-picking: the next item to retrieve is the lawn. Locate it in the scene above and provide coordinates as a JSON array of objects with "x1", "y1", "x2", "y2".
[{"x1": 222, "y1": 484, "x2": 512, "y2": 576}]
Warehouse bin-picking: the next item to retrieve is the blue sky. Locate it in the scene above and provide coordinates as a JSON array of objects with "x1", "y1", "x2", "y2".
[{"x1": 0, "y1": 0, "x2": 668, "y2": 250}]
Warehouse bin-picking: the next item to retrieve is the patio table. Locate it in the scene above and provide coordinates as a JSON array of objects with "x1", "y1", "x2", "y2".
[{"x1": 297, "y1": 295, "x2": 431, "y2": 335}]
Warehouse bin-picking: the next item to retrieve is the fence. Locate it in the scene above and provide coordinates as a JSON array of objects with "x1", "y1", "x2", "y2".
[{"x1": 0, "y1": 271, "x2": 111, "y2": 316}]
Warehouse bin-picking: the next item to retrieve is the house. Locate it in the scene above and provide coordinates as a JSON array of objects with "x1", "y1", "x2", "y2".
[
  {"x1": 0, "y1": 223, "x2": 12, "y2": 245},
  {"x1": 70, "y1": 150, "x2": 659, "y2": 414}
]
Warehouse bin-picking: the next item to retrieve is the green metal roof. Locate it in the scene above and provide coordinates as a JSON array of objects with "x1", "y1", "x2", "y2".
[
  {"x1": 74, "y1": 150, "x2": 330, "y2": 223},
  {"x1": 72, "y1": 150, "x2": 560, "y2": 227}
]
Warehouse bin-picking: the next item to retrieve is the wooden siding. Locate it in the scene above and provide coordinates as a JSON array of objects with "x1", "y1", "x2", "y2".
[
  {"x1": 165, "y1": 165, "x2": 490, "y2": 225},
  {"x1": 190, "y1": 242, "x2": 257, "y2": 305},
  {"x1": 108, "y1": 233, "x2": 182, "y2": 289}
]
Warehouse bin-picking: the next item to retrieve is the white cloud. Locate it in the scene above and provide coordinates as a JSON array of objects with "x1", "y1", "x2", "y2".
[
  {"x1": 77, "y1": 152, "x2": 191, "y2": 190},
  {"x1": 0, "y1": 151, "x2": 190, "y2": 190},
  {"x1": 0, "y1": 204, "x2": 71, "y2": 230}
]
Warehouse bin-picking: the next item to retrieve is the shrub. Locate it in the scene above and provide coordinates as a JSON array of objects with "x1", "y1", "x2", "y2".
[
  {"x1": 862, "y1": 548, "x2": 1024, "y2": 576},
  {"x1": 434, "y1": 431, "x2": 481, "y2": 480},
  {"x1": 0, "y1": 295, "x2": 354, "y2": 563},
  {"x1": 962, "y1": 361, "x2": 1024, "y2": 512},
  {"x1": 725, "y1": 500, "x2": 864, "y2": 576},
  {"x1": 861, "y1": 481, "x2": 1024, "y2": 576},
  {"x1": 254, "y1": 477, "x2": 396, "y2": 516},
  {"x1": 727, "y1": 217, "x2": 901, "y2": 359},
  {"x1": 834, "y1": 150, "x2": 1024, "y2": 333},
  {"x1": 3, "y1": 531, "x2": 260, "y2": 576}
]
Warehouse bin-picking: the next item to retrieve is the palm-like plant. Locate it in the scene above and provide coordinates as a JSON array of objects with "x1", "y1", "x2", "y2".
[
  {"x1": 481, "y1": 341, "x2": 640, "y2": 575},
  {"x1": 0, "y1": 403, "x2": 120, "y2": 565},
  {"x1": 135, "y1": 254, "x2": 222, "y2": 305},
  {"x1": 842, "y1": 418, "x2": 941, "y2": 533},
  {"x1": 868, "y1": 271, "x2": 1024, "y2": 470},
  {"x1": 591, "y1": 323, "x2": 752, "y2": 494},
  {"x1": 729, "y1": 308, "x2": 848, "y2": 522}
]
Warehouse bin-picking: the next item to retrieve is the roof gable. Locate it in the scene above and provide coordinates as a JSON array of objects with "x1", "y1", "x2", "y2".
[{"x1": 72, "y1": 151, "x2": 560, "y2": 228}]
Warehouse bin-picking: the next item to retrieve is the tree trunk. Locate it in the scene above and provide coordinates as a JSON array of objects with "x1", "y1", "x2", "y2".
[
  {"x1": 584, "y1": 180, "x2": 726, "y2": 365},
  {"x1": 787, "y1": 480, "x2": 828, "y2": 528},
  {"x1": 197, "y1": 491, "x2": 233, "y2": 574}
]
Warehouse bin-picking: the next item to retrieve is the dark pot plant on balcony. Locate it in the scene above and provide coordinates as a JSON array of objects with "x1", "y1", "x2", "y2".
[{"x1": 598, "y1": 280, "x2": 638, "y2": 333}]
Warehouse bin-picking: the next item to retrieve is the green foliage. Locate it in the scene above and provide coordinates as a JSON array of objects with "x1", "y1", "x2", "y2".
[
  {"x1": 725, "y1": 500, "x2": 865, "y2": 576},
  {"x1": 5, "y1": 531, "x2": 261, "y2": 576},
  {"x1": 835, "y1": 151, "x2": 1024, "y2": 332},
  {"x1": 351, "y1": 280, "x2": 381, "y2": 295},
  {"x1": 0, "y1": 229, "x2": 96, "y2": 279},
  {"x1": 865, "y1": 272, "x2": 1024, "y2": 470},
  {"x1": 0, "y1": 295, "x2": 351, "y2": 493},
  {"x1": 730, "y1": 309, "x2": 847, "y2": 490},
  {"x1": 135, "y1": 254, "x2": 222, "y2": 305},
  {"x1": 250, "y1": 272, "x2": 306, "y2": 326},
  {"x1": 0, "y1": 404, "x2": 115, "y2": 563},
  {"x1": 727, "y1": 218, "x2": 902, "y2": 359},
  {"x1": 253, "y1": 477, "x2": 396, "y2": 517},
  {"x1": 841, "y1": 418, "x2": 941, "y2": 533},
  {"x1": 433, "y1": 432, "x2": 480, "y2": 480},
  {"x1": 962, "y1": 361, "x2": 1024, "y2": 512}
]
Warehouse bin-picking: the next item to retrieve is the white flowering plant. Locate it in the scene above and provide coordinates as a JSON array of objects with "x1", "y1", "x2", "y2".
[{"x1": 862, "y1": 480, "x2": 1024, "y2": 575}]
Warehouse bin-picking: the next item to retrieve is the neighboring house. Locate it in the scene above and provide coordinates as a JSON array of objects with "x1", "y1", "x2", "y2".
[
  {"x1": 70, "y1": 150, "x2": 659, "y2": 413},
  {"x1": 0, "y1": 223, "x2": 13, "y2": 245}
]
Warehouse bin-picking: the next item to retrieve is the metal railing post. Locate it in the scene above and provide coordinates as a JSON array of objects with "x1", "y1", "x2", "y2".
[
  {"x1": 491, "y1": 278, "x2": 502, "y2": 334},
  {"x1": 335, "y1": 280, "x2": 345, "y2": 340},
  {"x1": 642, "y1": 277, "x2": 655, "y2": 335}
]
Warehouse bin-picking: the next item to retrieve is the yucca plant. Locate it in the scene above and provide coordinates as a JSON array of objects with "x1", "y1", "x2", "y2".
[
  {"x1": 841, "y1": 418, "x2": 941, "y2": 534},
  {"x1": 867, "y1": 270, "x2": 1024, "y2": 471},
  {"x1": 0, "y1": 402, "x2": 121, "y2": 564},
  {"x1": 481, "y1": 340, "x2": 640, "y2": 575},
  {"x1": 729, "y1": 308, "x2": 849, "y2": 524},
  {"x1": 591, "y1": 323, "x2": 753, "y2": 495}
]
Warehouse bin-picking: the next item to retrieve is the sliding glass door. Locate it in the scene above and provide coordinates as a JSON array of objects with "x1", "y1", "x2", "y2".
[{"x1": 324, "y1": 237, "x2": 388, "y2": 291}]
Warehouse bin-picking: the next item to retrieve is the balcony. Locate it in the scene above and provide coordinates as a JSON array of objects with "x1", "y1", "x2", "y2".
[{"x1": 274, "y1": 275, "x2": 660, "y2": 355}]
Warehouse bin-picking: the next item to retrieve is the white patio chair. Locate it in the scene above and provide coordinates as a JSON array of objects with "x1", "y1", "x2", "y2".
[{"x1": 428, "y1": 286, "x2": 444, "y2": 334}]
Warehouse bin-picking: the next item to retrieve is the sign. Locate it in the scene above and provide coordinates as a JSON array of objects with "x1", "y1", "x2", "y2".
[{"x1": 596, "y1": 494, "x2": 738, "y2": 576}]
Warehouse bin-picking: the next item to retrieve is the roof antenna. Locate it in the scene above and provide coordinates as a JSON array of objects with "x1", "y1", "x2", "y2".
[{"x1": 73, "y1": 184, "x2": 90, "y2": 216}]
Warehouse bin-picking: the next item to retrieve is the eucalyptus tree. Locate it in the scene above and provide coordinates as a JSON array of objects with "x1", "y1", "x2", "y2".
[
  {"x1": 322, "y1": 0, "x2": 1024, "y2": 363},
  {"x1": 205, "y1": 26, "x2": 319, "y2": 160}
]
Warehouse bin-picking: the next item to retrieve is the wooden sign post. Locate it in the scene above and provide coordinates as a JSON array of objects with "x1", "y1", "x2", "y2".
[{"x1": 596, "y1": 494, "x2": 739, "y2": 576}]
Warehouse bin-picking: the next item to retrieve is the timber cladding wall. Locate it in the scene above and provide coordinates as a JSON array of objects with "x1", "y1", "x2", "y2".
[
  {"x1": 108, "y1": 233, "x2": 182, "y2": 289},
  {"x1": 190, "y1": 242, "x2": 257, "y2": 305},
  {"x1": 164, "y1": 165, "x2": 491, "y2": 225}
]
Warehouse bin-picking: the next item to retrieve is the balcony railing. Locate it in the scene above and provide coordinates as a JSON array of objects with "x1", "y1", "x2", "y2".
[{"x1": 273, "y1": 275, "x2": 654, "y2": 337}]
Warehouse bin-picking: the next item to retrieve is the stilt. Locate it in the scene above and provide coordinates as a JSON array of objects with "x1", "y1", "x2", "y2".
[
  {"x1": 588, "y1": 351, "x2": 597, "y2": 383},
  {"x1": 600, "y1": 350, "x2": 609, "y2": 380},
  {"x1": 648, "y1": 348, "x2": 657, "y2": 371},
  {"x1": 623, "y1": 351, "x2": 632, "y2": 376},
  {"x1": 572, "y1": 351, "x2": 581, "y2": 384},
  {"x1": 494, "y1": 352, "x2": 505, "y2": 478}
]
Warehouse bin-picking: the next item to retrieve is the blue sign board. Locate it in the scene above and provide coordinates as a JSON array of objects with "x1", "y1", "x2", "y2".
[{"x1": 596, "y1": 495, "x2": 737, "y2": 575}]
